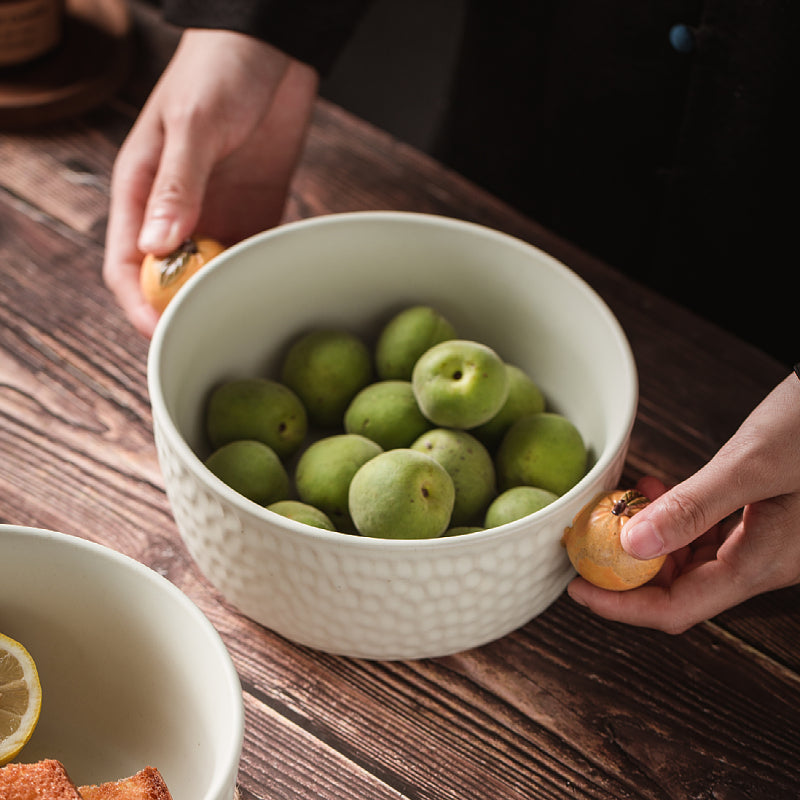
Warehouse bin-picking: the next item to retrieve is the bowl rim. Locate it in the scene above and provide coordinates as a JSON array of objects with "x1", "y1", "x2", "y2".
[
  {"x1": 0, "y1": 523, "x2": 244, "y2": 798},
  {"x1": 147, "y1": 210, "x2": 638, "y2": 548}
]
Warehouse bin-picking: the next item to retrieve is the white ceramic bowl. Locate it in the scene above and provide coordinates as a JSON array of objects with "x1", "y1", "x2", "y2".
[
  {"x1": 148, "y1": 211, "x2": 637, "y2": 660},
  {"x1": 0, "y1": 525, "x2": 243, "y2": 799}
]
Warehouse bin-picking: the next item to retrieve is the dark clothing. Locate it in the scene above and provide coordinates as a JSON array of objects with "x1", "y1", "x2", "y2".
[
  {"x1": 163, "y1": 0, "x2": 797, "y2": 365},
  {"x1": 162, "y1": 0, "x2": 373, "y2": 74},
  {"x1": 438, "y1": 1, "x2": 797, "y2": 366}
]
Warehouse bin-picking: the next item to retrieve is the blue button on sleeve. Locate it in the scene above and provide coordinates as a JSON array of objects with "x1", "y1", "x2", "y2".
[{"x1": 669, "y1": 23, "x2": 695, "y2": 54}]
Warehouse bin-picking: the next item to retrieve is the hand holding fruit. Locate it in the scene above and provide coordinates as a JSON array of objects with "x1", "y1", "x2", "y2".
[
  {"x1": 103, "y1": 28, "x2": 319, "y2": 336},
  {"x1": 568, "y1": 373, "x2": 800, "y2": 633}
]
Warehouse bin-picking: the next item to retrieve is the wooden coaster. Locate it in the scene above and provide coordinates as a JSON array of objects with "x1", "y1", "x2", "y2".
[{"x1": 0, "y1": 0, "x2": 132, "y2": 128}]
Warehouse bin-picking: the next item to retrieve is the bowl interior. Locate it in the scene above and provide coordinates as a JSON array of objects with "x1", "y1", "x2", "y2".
[
  {"x1": 152, "y1": 212, "x2": 636, "y2": 508},
  {"x1": 0, "y1": 526, "x2": 242, "y2": 799}
]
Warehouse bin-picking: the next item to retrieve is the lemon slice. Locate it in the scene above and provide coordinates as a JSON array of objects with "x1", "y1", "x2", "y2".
[{"x1": 0, "y1": 633, "x2": 42, "y2": 765}]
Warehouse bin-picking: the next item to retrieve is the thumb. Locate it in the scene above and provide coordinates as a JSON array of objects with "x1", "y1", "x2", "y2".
[
  {"x1": 621, "y1": 464, "x2": 747, "y2": 560},
  {"x1": 137, "y1": 125, "x2": 217, "y2": 255}
]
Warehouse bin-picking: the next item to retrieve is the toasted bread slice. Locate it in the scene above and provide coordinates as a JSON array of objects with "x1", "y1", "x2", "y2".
[
  {"x1": 0, "y1": 759, "x2": 84, "y2": 800},
  {"x1": 79, "y1": 767, "x2": 173, "y2": 800}
]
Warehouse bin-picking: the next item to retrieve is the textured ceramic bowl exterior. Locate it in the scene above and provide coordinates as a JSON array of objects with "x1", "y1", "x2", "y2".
[
  {"x1": 0, "y1": 525, "x2": 243, "y2": 799},
  {"x1": 148, "y1": 212, "x2": 637, "y2": 660}
]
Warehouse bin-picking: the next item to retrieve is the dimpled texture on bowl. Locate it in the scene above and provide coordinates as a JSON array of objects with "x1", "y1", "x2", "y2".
[
  {"x1": 0, "y1": 525, "x2": 243, "y2": 799},
  {"x1": 149, "y1": 211, "x2": 637, "y2": 660}
]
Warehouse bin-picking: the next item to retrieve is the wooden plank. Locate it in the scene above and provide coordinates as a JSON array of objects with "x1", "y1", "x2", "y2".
[
  {"x1": 0, "y1": 132, "x2": 113, "y2": 235},
  {"x1": 198, "y1": 589, "x2": 800, "y2": 799}
]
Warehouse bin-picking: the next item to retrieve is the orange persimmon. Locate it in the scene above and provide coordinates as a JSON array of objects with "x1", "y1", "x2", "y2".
[
  {"x1": 140, "y1": 235, "x2": 225, "y2": 313},
  {"x1": 562, "y1": 489, "x2": 666, "y2": 591}
]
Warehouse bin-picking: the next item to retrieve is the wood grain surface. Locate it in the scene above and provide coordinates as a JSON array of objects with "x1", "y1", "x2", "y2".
[{"x1": 1, "y1": 4, "x2": 798, "y2": 798}]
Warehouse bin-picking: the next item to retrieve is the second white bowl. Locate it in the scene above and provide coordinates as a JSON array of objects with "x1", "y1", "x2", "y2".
[{"x1": 0, "y1": 525, "x2": 243, "y2": 798}]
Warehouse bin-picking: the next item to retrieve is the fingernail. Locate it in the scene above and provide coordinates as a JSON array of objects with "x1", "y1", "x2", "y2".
[
  {"x1": 621, "y1": 520, "x2": 663, "y2": 559},
  {"x1": 566, "y1": 583, "x2": 588, "y2": 606},
  {"x1": 569, "y1": 591, "x2": 589, "y2": 607},
  {"x1": 139, "y1": 216, "x2": 180, "y2": 254}
]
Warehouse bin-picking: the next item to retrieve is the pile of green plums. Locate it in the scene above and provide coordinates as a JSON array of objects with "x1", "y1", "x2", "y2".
[{"x1": 201, "y1": 305, "x2": 587, "y2": 539}]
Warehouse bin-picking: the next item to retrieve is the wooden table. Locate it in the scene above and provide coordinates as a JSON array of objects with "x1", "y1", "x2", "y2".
[{"x1": 2, "y1": 5, "x2": 798, "y2": 798}]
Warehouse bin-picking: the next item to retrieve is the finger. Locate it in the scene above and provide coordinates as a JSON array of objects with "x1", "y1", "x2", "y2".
[
  {"x1": 103, "y1": 132, "x2": 163, "y2": 337},
  {"x1": 138, "y1": 122, "x2": 220, "y2": 255},
  {"x1": 566, "y1": 553, "x2": 753, "y2": 634},
  {"x1": 635, "y1": 475, "x2": 668, "y2": 500},
  {"x1": 104, "y1": 254, "x2": 160, "y2": 338},
  {"x1": 620, "y1": 463, "x2": 750, "y2": 561}
]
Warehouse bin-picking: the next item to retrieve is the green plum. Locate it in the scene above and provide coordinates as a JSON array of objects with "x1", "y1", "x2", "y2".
[
  {"x1": 294, "y1": 434, "x2": 382, "y2": 532},
  {"x1": 344, "y1": 380, "x2": 431, "y2": 449},
  {"x1": 281, "y1": 329, "x2": 372, "y2": 428},
  {"x1": 205, "y1": 377, "x2": 307, "y2": 460},
  {"x1": 375, "y1": 304, "x2": 457, "y2": 380},
  {"x1": 348, "y1": 449, "x2": 455, "y2": 539},
  {"x1": 471, "y1": 364, "x2": 546, "y2": 451},
  {"x1": 411, "y1": 339, "x2": 509, "y2": 429},
  {"x1": 442, "y1": 526, "x2": 484, "y2": 537},
  {"x1": 410, "y1": 427, "x2": 495, "y2": 526},
  {"x1": 204, "y1": 440, "x2": 290, "y2": 506},
  {"x1": 484, "y1": 485, "x2": 558, "y2": 528},
  {"x1": 266, "y1": 500, "x2": 336, "y2": 531},
  {"x1": 495, "y1": 412, "x2": 587, "y2": 495}
]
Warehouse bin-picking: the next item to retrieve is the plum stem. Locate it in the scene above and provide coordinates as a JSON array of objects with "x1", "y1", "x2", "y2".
[
  {"x1": 611, "y1": 490, "x2": 648, "y2": 517},
  {"x1": 158, "y1": 238, "x2": 199, "y2": 287}
]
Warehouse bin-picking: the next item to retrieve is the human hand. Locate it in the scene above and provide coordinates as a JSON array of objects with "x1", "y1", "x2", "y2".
[
  {"x1": 567, "y1": 371, "x2": 800, "y2": 632},
  {"x1": 103, "y1": 29, "x2": 319, "y2": 337}
]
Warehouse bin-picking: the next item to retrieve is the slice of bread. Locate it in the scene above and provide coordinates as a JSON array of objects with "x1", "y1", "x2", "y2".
[
  {"x1": 0, "y1": 761, "x2": 174, "y2": 800},
  {"x1": 0, "y1": 758, "x2": 84, "y2": 800},
  {"x1": 79, "y1": 767, "x2": 173, "y2": 800}
]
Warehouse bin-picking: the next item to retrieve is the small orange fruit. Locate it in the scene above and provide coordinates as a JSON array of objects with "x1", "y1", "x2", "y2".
[
  {"x1": 140, "y1": 235, "x2": 225, "y2": 313},
  {"x1": 561, "y1": 489, "x2": 666, "y2": 591}
]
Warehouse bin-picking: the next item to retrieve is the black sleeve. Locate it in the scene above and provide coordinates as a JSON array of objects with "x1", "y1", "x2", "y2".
[{"x1": 161, "y1": 0, "x2": 374, "y2": 74}]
